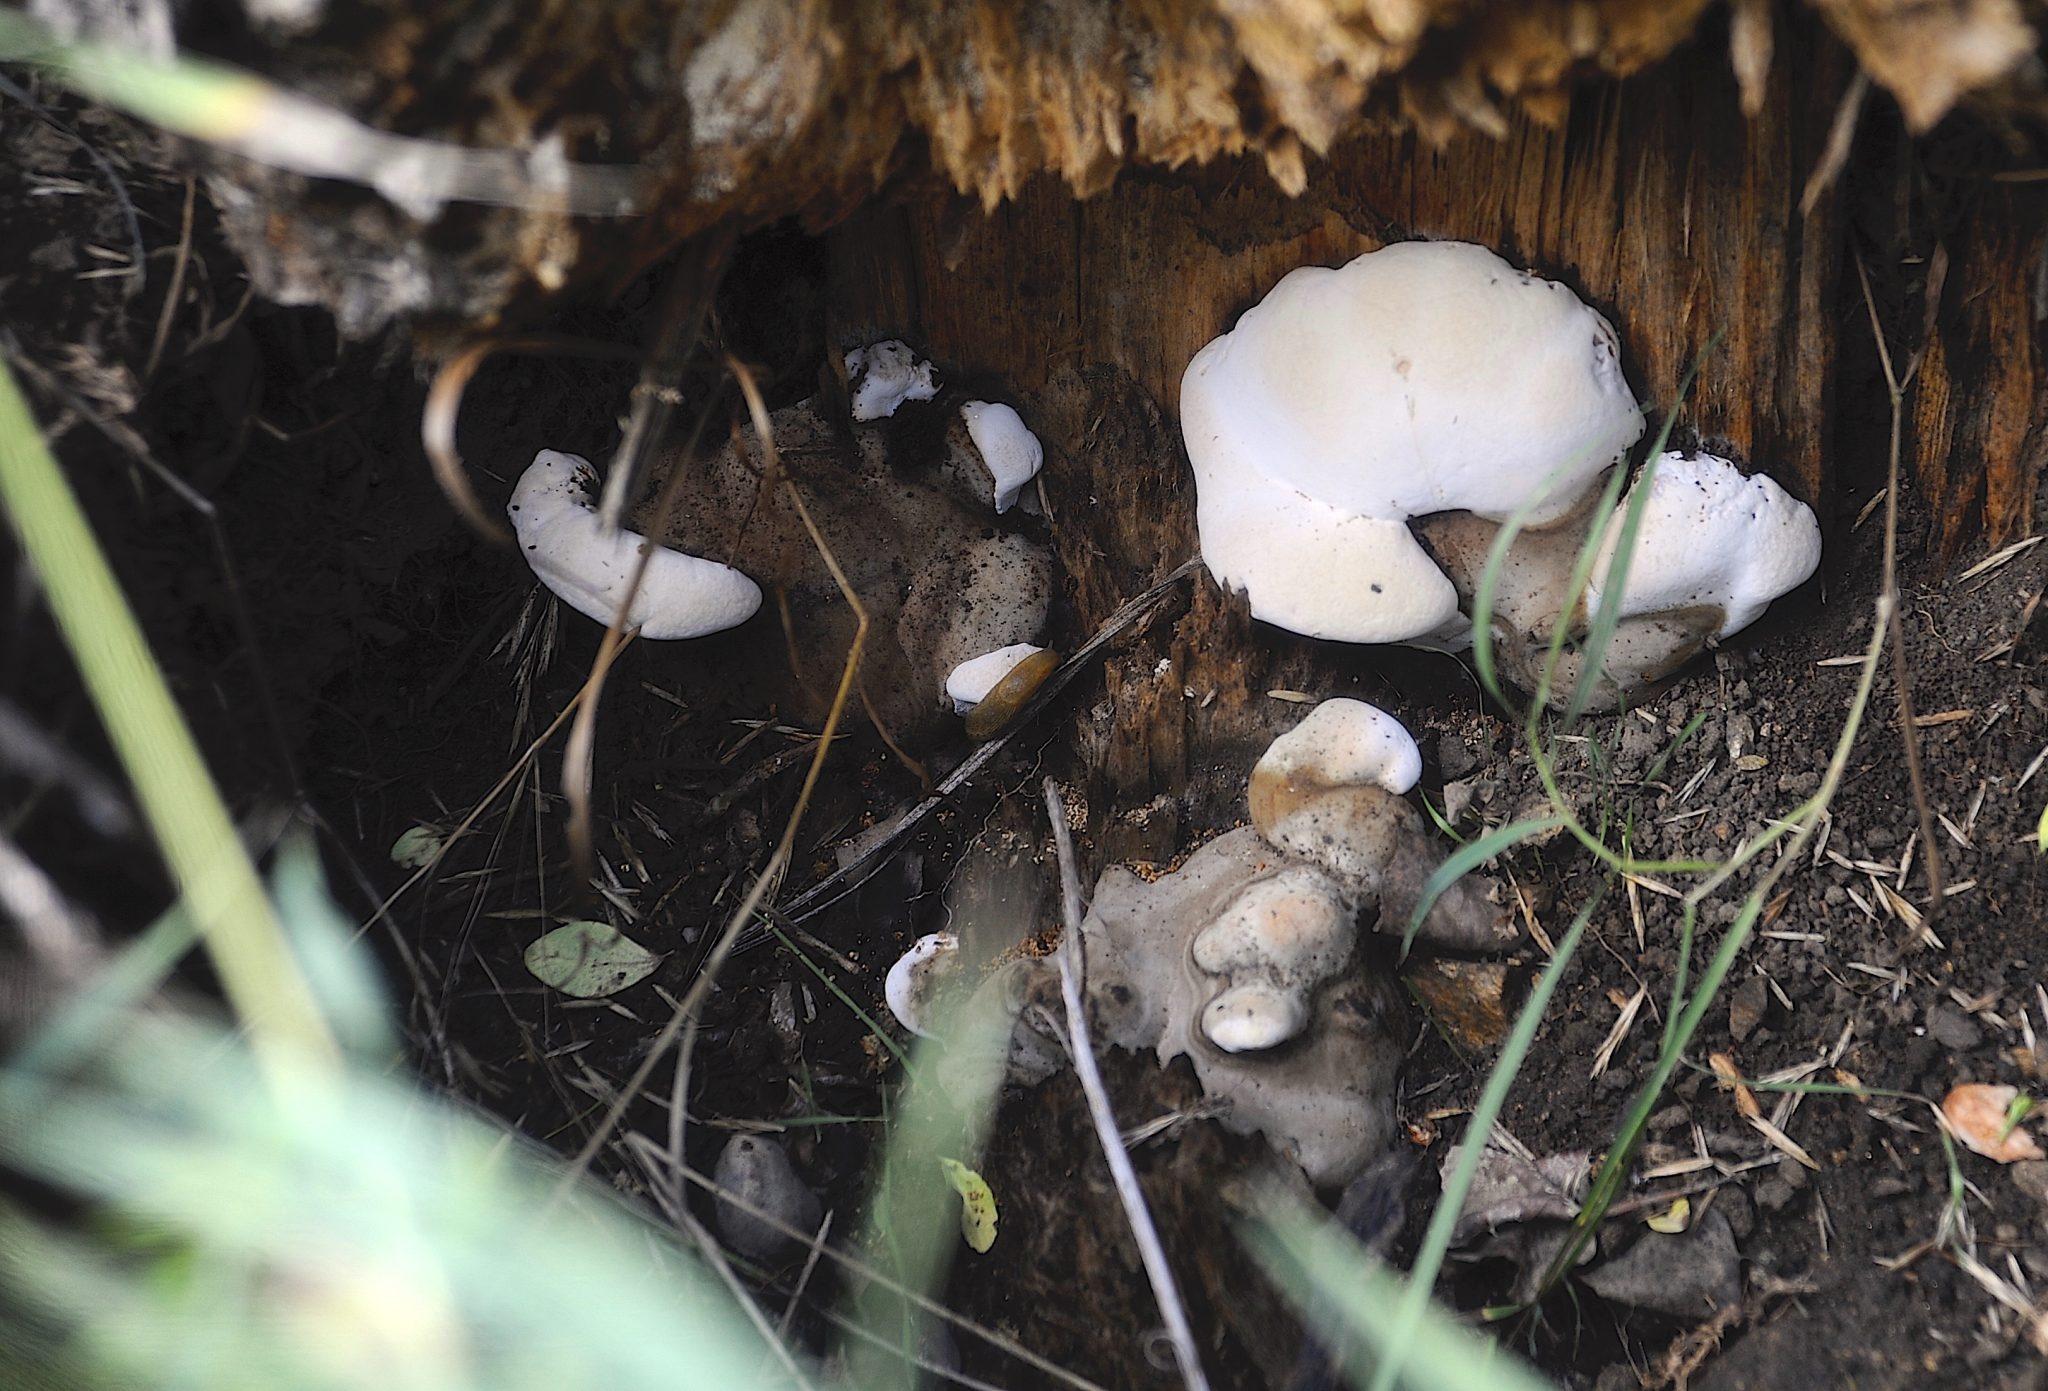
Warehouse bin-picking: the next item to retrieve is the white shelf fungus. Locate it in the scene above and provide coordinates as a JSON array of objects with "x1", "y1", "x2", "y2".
[
  {"x1": 944, "y1": 644, "x2": 1046, "y2": 715},
  {"x1": 1181, "y1": 241, "x2": 1823, "y2": 706},
  {"x1": 845, "y1": 340, "x2": 938, "y2": 421},
  {"x1": 509, "y1": 450, "x2": 760, "y2": 639},
  {"x1": 1181, "y1": 240, "x2": 1643, "y2": 643},
  {"x1": 959, "y1": 401, "x2": 1044, "y2": 513},
  {"x1": 1588, "y1": 451, "x2": 1822, "y2": 639},
  {"x1": 885, "y1": 931, "x2": 960, "y2": 1038}
]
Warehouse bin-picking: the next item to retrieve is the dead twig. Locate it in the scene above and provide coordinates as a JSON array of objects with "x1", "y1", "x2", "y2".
[
  {"x1": 1854, "y1": 253, "x2": 1946, "y2": 915},
  {"x1": 595, "y1": 232, "x2": 735, "y2": 533},
  {"x1": 765, "y1": 556, "x2": 1200, "y2": 932},
  {"x1": 421, "y1": 334, "x2": 640, "y2": 546},
  {"x1": 1042, "y1": 776, "x2": 1212, "y2": 1391}
]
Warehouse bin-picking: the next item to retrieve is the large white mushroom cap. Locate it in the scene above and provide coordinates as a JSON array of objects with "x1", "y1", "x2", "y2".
[
  {"x1": 509, "y1": 450, "x2": 762, "y2": 640},
  {"x1": 1588, "y1": 451, "x2": 1822, "y2": 638},
  {"x1": 1181, "y1": 240, "x2": 1644, "y2": 641}
]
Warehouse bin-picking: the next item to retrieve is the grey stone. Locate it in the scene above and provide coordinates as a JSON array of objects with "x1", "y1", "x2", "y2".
[
  {"x1": 1583, "y1": 1210, "x2": 1741, "y2": 1319},
  {"x1": 714, "y1": 1134, "x2": 823, "y2": 1264},
  {"x1": 1924, "y1": 1002, "x2": 1983, "y2": 1052}
]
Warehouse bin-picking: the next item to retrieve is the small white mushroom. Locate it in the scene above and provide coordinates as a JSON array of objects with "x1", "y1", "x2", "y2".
[
  {"x1": 845, "y1": 340, "x2": 938, "y2": 421},
  {"x1": 1180, "y1": 240, "x2": 1643, "y2": 642},
  {"x1": 959, "y1": 401, "x2": 1043, "y2": 514},
  {"x1": 509, "y1": 450, "x2": 761, "y2": 639},
  {"x1": 1192, "y1": 866, "x2": 1357, "y2": 1052},
  {"x1": 1588, "y1": 451, "x2": 1822, "y2": 639},
  {"x1": 944, "y1": 644, "x2": 1046, "y2": 716},
  {"x1": 884, "y1": 931, "x2": 960, "y2": 1038}
]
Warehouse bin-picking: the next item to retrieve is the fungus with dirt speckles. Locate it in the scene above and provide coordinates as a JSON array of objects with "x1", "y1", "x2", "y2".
[
  {"x1": 1248, "y1": 697, "x2": 1421, "y2": 884},
  {"x1": 1192, "y1": 865, "x2": 1356, "y2": 1052},
  {"x1": 845, "y1": 339, "x2": 938, "y2": 421},
  {"x1": 959, "y1": 401, "x2": 1043, "y2": 513},
  {"x1": 509, "y1": 450, "x2": 761, "y2": 638},
  {"x1": 885, "y1": 931, "x2": 960, "y2": 1038},
  {"x1": 1180, "y1": 240, "x2": 1643, "y2": 643}
]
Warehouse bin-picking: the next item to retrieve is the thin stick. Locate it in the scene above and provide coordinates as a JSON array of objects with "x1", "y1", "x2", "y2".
[
  {"x1": 763, "y1": 557, "x2": 1199, "y2": 931},
  {"x1": 552, "y1": 363, "x2": 866, "y2": 1203},
  {"x1": 1855, "y1": 254, "x2": 1945, "y2": 913},
  {"x1": 1041, "y1": 777, "x2": 1212, "y2": 1391}
]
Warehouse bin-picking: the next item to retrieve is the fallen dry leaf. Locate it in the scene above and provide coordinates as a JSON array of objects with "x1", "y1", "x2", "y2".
[{"x1": 1941, "y1": 1083, "x2": 2046, "y2": 1163}]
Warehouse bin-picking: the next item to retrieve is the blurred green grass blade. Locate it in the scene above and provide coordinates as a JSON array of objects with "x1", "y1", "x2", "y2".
[
  {"x1": 0, "y1": 360, "x2": 333, "y2": 1070},
  {"x1": 1404, "y1": 816, "x2": 1564, "y2": 954},
  {"x1": 1371, "y1": 896, "x2": 1597, "y2": 1391},
  {"x1": 1, "y1": 1013, "x2": 784, "y2": 1391},
  {"x1": 270, "y1": 835, "x2": 395, "y2": 1060},
  {"x1": 8, "y1": 906, "x2": 195, "y2": 1080},
  {"x1": 1245, "y1": 1192, "x2": 1553, "y2": 1391}
]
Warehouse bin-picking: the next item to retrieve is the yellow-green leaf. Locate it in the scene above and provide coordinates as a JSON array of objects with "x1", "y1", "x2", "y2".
[
  {"x1": 1645, "y1": 1196, "x2": 1690, "y2": 1234},
  {"x1": 2036, "y1": 799, "x2": 2047, "y2": 854},
  {"x1": 938, "y1": 1157, "x2": 997, "y2": 1253},
  {"x1": 524, "y1": 921, "x2": 660, "y2": 998},
  {"x1": 389, "y1": 825, "x2": 443, "y2": 869}
]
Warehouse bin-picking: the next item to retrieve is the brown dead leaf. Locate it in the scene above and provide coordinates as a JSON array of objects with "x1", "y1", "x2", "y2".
[
  {"x1": 1710, "y1": 1052, "x2": 1762, "y2": 1121},
  {"x1": 1941, "y1": 1083, "x2": 2046, "y2": 1163}
]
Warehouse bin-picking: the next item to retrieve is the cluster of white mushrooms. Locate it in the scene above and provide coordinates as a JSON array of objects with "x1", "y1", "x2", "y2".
[
  {"x1": 1182, "y1": 239, "x2": 1822, "y2": 708},
  {"x1": 889, "y1": 697, "x2": 1514, "y2": 1187},
  {"x1": 505, "y1": 341, "x2": 1049, "y2": 696}
]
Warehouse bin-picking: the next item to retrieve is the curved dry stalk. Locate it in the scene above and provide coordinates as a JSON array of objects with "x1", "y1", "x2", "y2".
[
  {"x1": 421, "y1": 334, "x2": 639, "y2": 545},
  {"x1": 1854, "y1": 252, "x2": 1946, "y2": 914},
  {"x1": 1042, "y1": 777, "x2": 1212, "y2": 1391},
  {"x1": 553, "y1": 359, "x2": 867, "y2": 1204}
]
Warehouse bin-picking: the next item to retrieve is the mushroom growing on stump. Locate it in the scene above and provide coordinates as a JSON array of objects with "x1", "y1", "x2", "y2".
[
  {"x1": 1418, "y1": 450, "x2": 1822, "y2": 708},
  {"x1": 508, "y1": 450, "x2": 762, "y2": 639},
  {"x1": 1180, "y1": 240, "x2": 1643, "y2": 644},
  {"x1": 965, "y1": 699, "x2": 1516, "y2": 1187},
  {"x1": 1181, "y1": 240, "x2": 1822, "y2": 707}
]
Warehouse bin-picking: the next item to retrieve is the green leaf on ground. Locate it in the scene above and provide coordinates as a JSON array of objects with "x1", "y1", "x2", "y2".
[{"x1": 524, "y1": 921, "x2": 660, "y2": 999}]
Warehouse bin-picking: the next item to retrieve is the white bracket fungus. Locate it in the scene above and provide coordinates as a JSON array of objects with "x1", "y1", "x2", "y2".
[
  {"x1": 509, "y1": 450, "x2": 761, "y2": 639},
  {"x1": 1181, "y1": 241, "x2": 1822, "y2": 705},
  {"x1": 845, "y1": 339, "x2": 938, "y2": 421},
  {"x1": 885, "y1": 931, "x2": 960, "y2": 1038},
  {"x1": 959, "y1": 401, "x2": 1043, "y2": 514},
  {"x1": 944, "y1": 643, "x2": 1047, "y2": 715},
  {"x1": 1587, "y1": 451, "x2": 1823, "y2": 639},
  {"x1": 1181, "y1": 240, "x2": 1643, "y2": 643}
]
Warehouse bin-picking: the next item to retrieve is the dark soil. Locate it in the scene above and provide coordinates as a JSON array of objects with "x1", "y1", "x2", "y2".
[{"x1": 6, "y1": 78, "x2": 2048, "y2": 1391}]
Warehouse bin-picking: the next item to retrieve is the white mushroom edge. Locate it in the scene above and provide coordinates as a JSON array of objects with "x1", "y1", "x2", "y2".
[
  {"x1": 1588, "y1": 450, "x2": 1822, "y2": 639},
  {"x1": 845, "y1": 340, "x2": 938, "y2": 422},
  {"x1": 959, "y1": 401, "x2": 1043, "y2": 514},
  {"x1": 508, "y1": 450, "x2": 761, "y2": 639},
  {"x1": 885, "y1": 931, "x2": 959, "y2": 1038},
  {"x1": 944, "y1": 643, "x2": 1046, "y2": 715}
]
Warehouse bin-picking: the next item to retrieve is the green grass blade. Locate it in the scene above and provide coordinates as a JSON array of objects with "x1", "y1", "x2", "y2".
[
  {"x1": 1558, "y1": 336, "x2": 1718, "y2": 726},
  {"x1": 1404, "y1": 816, "x2": 1565, "y2": 954},
  {"x1": 0, "y1": 361, "x2": 333, "y2": 1071},
  {"x1": 1371, "y1": 896, "x2": 1598, "y2": 1391},
  {"x1": 1246, "y1": 1191, "x2": 1554, "y2": 1391}
]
